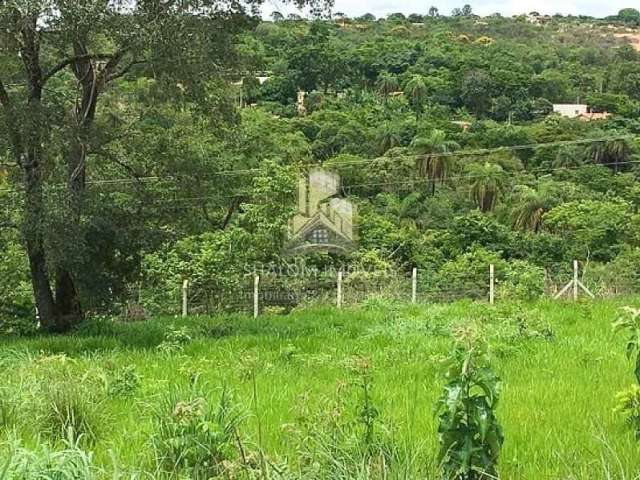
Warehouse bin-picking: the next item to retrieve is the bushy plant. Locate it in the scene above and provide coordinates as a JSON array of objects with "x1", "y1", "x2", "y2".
[
  {"x1": 437, "y1": 247, "x2": 506, "y2": 300},
  {"x1": 614, "y1": 384, "x2": 640, "y2": 438},
  {"x1": 106, "y1": 365, "x2": 141, "y2": 398},
  {"x1": 1, "y1": 437, "x2": 95, "y2": 479},
  {"x1": 151, "y1": 388, "x2": 244, "y2": 479},
  {"x1": 613, "y1": 306, "x2": 640, "y2": 437},
  {"x1": 40, "y1": 380, "x2": 103, "y2": 445},
  {"x1": 499, "y1": 260, "x2": 545, "y2": 301},
  {"x1": 157, "y1": 326, "x2": 193, "y2": 353},
  {"x1": 613, "y1": 307, "x2": 640, "y2": 384},
  {"x1": 436, "y1": 330, "x2": 504, "y2": 479}
]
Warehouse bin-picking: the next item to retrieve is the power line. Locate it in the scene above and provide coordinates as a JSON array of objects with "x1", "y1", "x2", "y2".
[{"x1": 1, "y1": 133, "x2": 634, "y2": 190}]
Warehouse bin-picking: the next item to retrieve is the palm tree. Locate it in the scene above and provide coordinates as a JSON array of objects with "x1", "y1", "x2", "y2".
[
  {"x1": 511, "y1": 187, "x2": 549, "y2": 233},
  {"x1": 411, "y1": 130, "x2": 459, "y2": 196},
  {"x1": 403, "y1": 74, "x2": 428, "y2": 119},
  {"x1": 590, "y1": 138, "x2": 631, "y2": 173},
  {"x1": 375, "y1": 73, "x2": 399, "y2": 104},
  {"x1": 380, "y1": 192, "x2": 423, "y2": 228},
  {"x1": 376, "y1": 124, "x2": 401, "y2": 155},
  {"x1": 552, "y1": 145, "x2": 586, "y2": 169},
  {"x1": 468, "y1": 162, "x2": 505, "y2": 212}
]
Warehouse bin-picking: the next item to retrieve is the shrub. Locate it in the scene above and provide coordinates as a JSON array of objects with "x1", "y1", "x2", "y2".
[
  {"x1": 157, "y1": 326, "x2": 193, "y2": 353},
  {"x1": 151, "y1": 388, "x2": 244, "y2": 479},
  {"x1": 436, "y1": 332, "x2": 503, "y2": 479},
  {"x1": 106, "y1": 365, "x2": 141, "y2": 398},
  {"x1": 499, "y1": 260, "x2": 545, "y2": 301},
  {"x1": 614, "y1": 384, "x2": 640, "y2": 438},
  {"x1": 613, "y1": 307, "x2": 640, "y2": 438},
  {"x1": 436, "y1": 247, "x2": 506, "y2": 300}
]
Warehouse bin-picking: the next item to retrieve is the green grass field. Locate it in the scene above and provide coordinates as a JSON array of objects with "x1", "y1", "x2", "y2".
[{"x1": 1, "y1": 298, "x2": 640, "y2": 479}]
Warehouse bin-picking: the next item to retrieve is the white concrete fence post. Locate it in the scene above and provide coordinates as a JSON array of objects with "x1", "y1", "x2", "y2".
[
  {"x1": 573, "y1": 259, "x2": 579, "y2": 301},
  {"x1": 253, "y1": 275, "x2": 260, "y2": 319},
  {"x1": 337, "y1": 270, "x2": 343, "y2": 309},
  {"x1": 181, "y1": 279, "x2": 189, "y2": 317},
  {"x1": 489, "y1": 264, "x2": 495, "y2": 305},
  {"x1": 411, "y1": 267, "x2": 417, "y2": 304}
]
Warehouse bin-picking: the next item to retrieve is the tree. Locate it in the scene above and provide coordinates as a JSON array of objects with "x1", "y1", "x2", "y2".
[
  {"x1": 590, "y1": 138, "x2": 632, "y2": 173},
  {"x1": 376, "y1": 124, "x2": 401, "y2": 155},
  {"x1": 462, "y1": 4, "x2": 473, "y2": 16},
  {"x1": 468, "y1": 162, "x2": 505, "y2": 213},
  {"x1": 271, "y1": 11, "x2": 285, "y2": 22},
  {"x1": 429, "y1": 6, "x2": 439, "y2": 17},
  {"x1": 461, "y1": 70, "x2": 494, "y2": 117},
  {"x1": 618, "y1": 8, "x2": 640, "y2": 25},
  {"x1": 403, "y1": 75, "x2": 429, "y2": 119},
  {"x1": 544, "y1": 200, "x2": 631, "y2": 261},
  {"x1": 0, "y1": 0, "x2": 328, "y2": 332},
  {"x1": 376, "y1": 73, "x2": 399, "y2": 104},
  {"x1": 511, "y1": 186, "x2": 556, "y2": 233},
  {"x1": 411, "y1": 130, "x2": 460, "y2": 196},
  {"x1": 358, "y1": 13, "x2": 376, "y2": 22}
]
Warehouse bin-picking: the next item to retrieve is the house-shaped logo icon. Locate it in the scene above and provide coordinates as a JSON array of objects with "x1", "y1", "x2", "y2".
[{"x1": 286, "y1": 168, "x2": 356, "y2": 254}]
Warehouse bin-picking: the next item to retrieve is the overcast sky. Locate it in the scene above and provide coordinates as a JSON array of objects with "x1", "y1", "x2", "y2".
[{"x1": 262, "y1": 0, "x2": 632, "y2": 20}]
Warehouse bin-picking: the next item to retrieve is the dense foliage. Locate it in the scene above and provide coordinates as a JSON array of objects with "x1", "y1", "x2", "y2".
[{"x1": 3, "y1": 6, "x2": 640, "y2": 324}]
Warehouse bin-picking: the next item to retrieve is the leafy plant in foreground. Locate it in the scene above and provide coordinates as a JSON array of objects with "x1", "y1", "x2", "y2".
[
  {"x1": 613, "y1": 307, "x2": 640, "y2": 384},
  {"x1": 436, "y1": 329, "x2": 503, "y2": 479},
  {"x1": 151, "y1": 387, "x2": 245, "y2": 479},
  {"x1": 613, "y1": 307, "x2": 640, "y2": 436}
]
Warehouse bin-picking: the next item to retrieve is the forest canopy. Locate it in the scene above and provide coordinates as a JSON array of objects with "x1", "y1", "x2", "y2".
[{"x1": 2, "y1": 3, "x2": 640, "y2": 329}]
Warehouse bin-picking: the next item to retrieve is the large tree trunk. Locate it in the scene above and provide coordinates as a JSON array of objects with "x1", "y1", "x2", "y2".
[{"x1": 23, "y1": 181, "x2": 57, "y2": 327}]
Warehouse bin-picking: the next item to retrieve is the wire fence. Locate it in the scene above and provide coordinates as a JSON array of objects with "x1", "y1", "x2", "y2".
[{"x1": 127, "y1": 259, "x2": 639, "y2": 319}]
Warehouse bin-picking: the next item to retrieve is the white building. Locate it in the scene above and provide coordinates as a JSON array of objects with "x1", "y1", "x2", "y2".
[{"x1": 552, "y1": 104, "x2": 588, "y2": 118}]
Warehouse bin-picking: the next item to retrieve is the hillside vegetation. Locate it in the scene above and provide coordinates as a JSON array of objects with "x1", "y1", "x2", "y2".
[{"x1": 3, "y1": 9, "x2": 640, "y2": 325}]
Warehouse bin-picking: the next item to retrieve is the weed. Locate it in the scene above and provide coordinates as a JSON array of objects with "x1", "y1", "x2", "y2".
[
  {"x1": 0, "y1": 389, "x2": 17, "y2": 431},
  {"x1": 290, "y1": 357, "x2": 398, "y2": 479},
  {"x1": 150, "y1": 387, "x2": 245, "y2": 479},
  {"x1": 157, "y1": 326, "x2": 192, "y2": 353},
  {"x1": 614, "y1": 384, "x2": 640, "y2": 438},
  {"x1": 107, "y1": 365, "x2": 141, "y2": 398},
  {"x1": 613, "y1": 307, "x2": 640, "y2": 384}
]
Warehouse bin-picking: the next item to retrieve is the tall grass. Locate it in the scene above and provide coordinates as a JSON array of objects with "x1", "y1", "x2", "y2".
[{"x1": 0, "y1": 298, "x2": 640, "y2": 478}]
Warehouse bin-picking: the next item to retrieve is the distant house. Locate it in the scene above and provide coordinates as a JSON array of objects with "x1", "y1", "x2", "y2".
[
  {"x1": 552, "y1": 104, "x2": 611, "y2": 121},
  {"x1": 451, "y1": 120, "x2": 472, "y2": 131},
  {"x1": 286, "y1": 169, "x2": 356, "y2": 254},
  {"x1": 552, "y1": 104, "x2": 589, "y2": 118}
]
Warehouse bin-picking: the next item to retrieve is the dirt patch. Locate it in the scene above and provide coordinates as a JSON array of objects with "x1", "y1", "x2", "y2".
[{"x1": 615, "y1": 32, "x2": 640, "y2": 51}]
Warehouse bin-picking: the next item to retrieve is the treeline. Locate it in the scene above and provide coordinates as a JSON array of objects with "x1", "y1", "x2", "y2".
[{"x1": 2, "y1": 3, "x2": 640, "y2": 330}]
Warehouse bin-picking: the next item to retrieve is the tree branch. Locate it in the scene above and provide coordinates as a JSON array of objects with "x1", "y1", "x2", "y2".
[
  {"x1": 107, "y1": 60, "x2": 145, "y2": 82},
  {"x1": 42, "y1": 53, "x2": 116, "y2": 84},
  {"x1": 90, "y1": 148, "x2": 145, "y2": 187}
]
